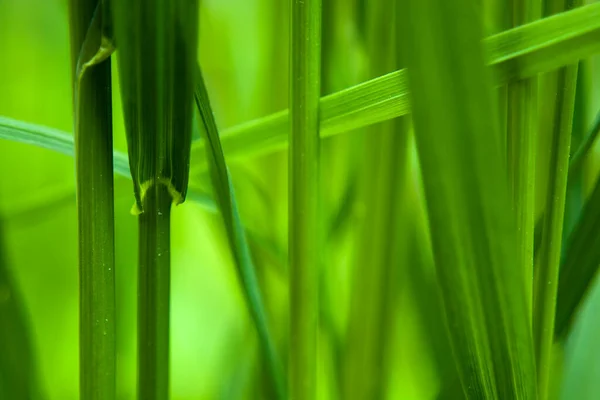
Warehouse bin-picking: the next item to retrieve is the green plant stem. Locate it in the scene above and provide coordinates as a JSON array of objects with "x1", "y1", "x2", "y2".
[
  {"x1": 138, "y1": 184, "x2": 172, "y2": 400},
  {"x1": 506, "y1": 0, "x2": 541, "y2": 319},
  {"x1": 67, "y1": 1, "x2": 116, "y2": 399},
  {"x1": 533, "y1": 65, "x2": 578, "y2": 400},
  {"x1": 289, "y1": 0, "x2": 322, "y2": 398}
]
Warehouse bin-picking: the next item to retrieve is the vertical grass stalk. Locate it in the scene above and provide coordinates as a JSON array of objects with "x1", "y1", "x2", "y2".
[
  {"x1": 112, "y1": 1, "x2": 199, "y2": 398},
  {"x1": 137, "y1": 185, "x2": 172, "y2": 399},
  {"x1": 68, "y1": 1, "x2": 116, "y2": 399},
  {"x1": 289, "y1": 0, "x2": 322, "y2": 398},
  {"x1": 506, "y1": 0, "x2": 542, "y2": 316}
]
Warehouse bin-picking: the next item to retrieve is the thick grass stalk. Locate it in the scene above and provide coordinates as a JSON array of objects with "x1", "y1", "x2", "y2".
[
  {"x1": 112, "y1": 1, "x2": 199, "y2": 398},
  {"x1": 137, "y1": 184, "x2": 172, "y2": 399},
  {"x1": 67, "y1": 1, "x2": 116, "y2": 399},
  {"x1": 289, "y1": 0, "x2": 322, "y2": 398}
]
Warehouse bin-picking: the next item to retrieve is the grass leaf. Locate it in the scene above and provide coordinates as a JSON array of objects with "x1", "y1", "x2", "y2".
[
  {"x1": 111, "y1": 1, "x2": 199, "y2": 398},
  {"x1": 397, "y1": 0, "x2": 536, "y2": 398},
  {"x1": 194, "y1": 65, "x2": 286, "y2": 400},
  {"x1": 0, "y1": 116, "x2": 216, "y2": 212},
  {"x1": 189, "y1": 1, "x2": 600, "y2": 166}
]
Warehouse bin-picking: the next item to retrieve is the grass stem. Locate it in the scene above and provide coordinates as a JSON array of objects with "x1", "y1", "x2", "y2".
[
  {"x1": 138, "y1": 184, "x2": 172, "y2": 400},
  {"x1": 289, "y1": 0, "x2": 322, "y2": 398},
  {"x1": 67, "y1": 1, "x2": 116, "y2": 398}
]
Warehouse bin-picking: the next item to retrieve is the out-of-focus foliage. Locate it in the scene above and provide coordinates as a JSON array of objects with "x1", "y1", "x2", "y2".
[{"x1": 1, "y1": 0, "x2": 600, "y2": 399}]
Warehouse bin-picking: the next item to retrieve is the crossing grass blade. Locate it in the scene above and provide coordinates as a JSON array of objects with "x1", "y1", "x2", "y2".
[
  {"x1": 194, "y1": 65, "x2": 286, "y2": 400},
  {"x1": 289, "y1": 0, "x2": 322, "y2": 398},
  {"x1": 188, "y1": 1, "x2": 600, "y2": 166},
  {"x1": 0, "y1": 116, "x2": 216, "y2": 211},
  {"x1": 68, "y1": 0, "x2": 116, "y2": 398},
  {"x1": 111, "y1": 0, "x2": 199, "y2": 398},
  {"x1": 397, "y1": 0, "x2": 536, "y2": 398},
  {"x1": 5, "y1": 2, "x2": 600, "y2": 175}
]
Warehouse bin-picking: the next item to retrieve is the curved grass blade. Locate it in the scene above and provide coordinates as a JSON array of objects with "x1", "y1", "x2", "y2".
[
  {"x1": 68, "y1": 0, "x2": 116, "y2": 398},
  {"x1": 397, "y1": 0, "x2": 536, "y2": 398},
  {"x1": 194, "y1": 65, "x2": 286, "y2": 400},
  {"x1": 0, "y1": 117, "x2": 216, "y2": 212},
  {"x1": 5, "y1": 2, "x2": 600, "y2": 179},
  {"x1": 188, "y1": 1, "x2": 600, "y2": 167},
  {"x1": 112, "y1": 1, "x2": 199, "y2": 398}
]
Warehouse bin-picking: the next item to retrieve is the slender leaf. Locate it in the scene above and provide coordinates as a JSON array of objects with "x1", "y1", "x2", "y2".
[
  {"x1": 194, "y1": 65, "x2": 286, "y2": 400},
  {"x1": 189, "y1": 1, "x2": 600, "y2": 166},
  {"x1": 533, "y1": 0, "x2": 581, "y2": 396},
  {"x1": 397, "y1": 0, "x2": 536, "y2": 398},
  {"x1": 506, "y1": 0, "x2": 542, "y2": 314},
  {"x1": 5, "y1": 3, "x2": 600, "y2": 176},
  {"x1": 0, "y1": 116, "x2": 215, "y2": 211},
  {"x1": 67, "y1": 0, "x2": 116, "y2": 398},
  {"x1": 289, "y1": 0, "x2": 322, "y2": 398}
]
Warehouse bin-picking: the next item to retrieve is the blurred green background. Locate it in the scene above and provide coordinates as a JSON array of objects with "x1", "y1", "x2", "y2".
[{"x1": 1, "y1": 0, "x2": 600, "y2": 399}]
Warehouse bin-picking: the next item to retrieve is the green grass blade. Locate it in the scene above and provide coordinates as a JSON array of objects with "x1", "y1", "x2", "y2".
[
  {"x1": 67, "y1": 1, "x2": 116, "y2": 398},
  {"x1": 0, "y1": 223, "x2": 41, "y2": 399},
  {"x1": 289, "y1": 0, "x2": 322, "y2": 398},
  {"x1": 0, "y1": 117, "x2": 216, "y2": 212},
  {"x1": 112, "y1": 1, "x2": 199, "y2": 398},
  {"x1": 555, "y1": 174, "x2": 600, "y2": 338},
  {"x1": 0, "y1": 116, "x2": 130, "y2": 177},
  {"x1": 533, "y1": 2, "x2": 581, "y2": 397},
  {"x1": 398, "y1": 0, "x2": 536, "y2": 398},
  {"x1": 187, "y1": 1, "x2": 600, "y2": 167},
  {"x1": 533, "y1": 64, "x2": 577, "y2": 400},
  {"x1": 5, "y1": 2, "x2": 600, "y2": 179},
  {"x1": 506, "y1": 0, "x2": 542, "y2": 315},
  {"x1": 194, "y1": 65, "x2": 286, "y2": 400}
]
